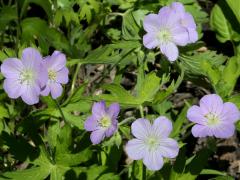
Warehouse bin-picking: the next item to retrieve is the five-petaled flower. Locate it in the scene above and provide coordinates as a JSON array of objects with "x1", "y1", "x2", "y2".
[
  {"x1": 84, "y1": 101, "x2": 120, "y2": 144},
  {"x1": 0, "y1": 47, "x2": 48, "y2": 105},
  {"x1": 143, "y1": 2, "x2": 198, "y2": 62},
  {"x1": 187, "y1": 94, "x2": 240, "y2": 138},
  {"x1": 41, "y1": 51, "x2": 69, "y2": 99},
  {"x1": 125, "y1": 117, "x2": 179, "y2": 171}
]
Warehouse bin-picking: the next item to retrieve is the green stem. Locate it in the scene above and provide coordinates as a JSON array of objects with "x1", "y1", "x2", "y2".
[
  {"x1": 139, "y1": 105, "x2": 144, "y2": 118},
  {"x1": 118, "y1": 117, "x2": 135, "y2": 126},
  {"x1": 142, "y1": 163, "x2": 146, "y2": 180},
  {"x1": 70, "y1": 63, "x2": 81, "y2": 96},
  {"x1": 54, "y1": 100, "x2": 66, "y2": 122}
]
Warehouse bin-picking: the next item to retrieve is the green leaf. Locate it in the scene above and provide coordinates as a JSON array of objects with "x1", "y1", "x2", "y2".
[
  {"x1": 0, "y1": 105, "x2": 8, "y2": 119},
  {"x1": 0, "y1": 167, "x2": 50, "y2": 180},
  {"x1": 21, "y1": 17, "x2": 70, "y2": 54},
  {"x1": 153, "y1": 71, "x2": 184, "y2": 104},
  {"x1": 98, "y1": 84, "x2": 140, "y2": 107},
  {"x1": 200, "y1": 169, "x2": 227, "y2": 176},
  {"x1": 226, "y1": 0, "x2": 240, "y2": 25},
  {"x1": 201, "y1": 61, "x2": 221, "y2": 86},
  {"x1": 215, "y1": 56, "x2": 240, "y2": 97},
  {"x1": 180, "y1": 51, "x2": 226, "y2": 76},
  {"x1": 210, "y1": 3, "x2": 240, "y2": 43},
  {"x1": 122, "y1": 10, "x2": 142, "y2": 40},
  {"x1": 21, "y1": 0, "x2": 52, "y2": 19},
  {"x1": 56, "y1": 148, "x2": 92, "y2": 167},
  {"x1": 0, "y1": 6, "x2": 17, "y2": 31},
  {"x1": 170, "y1": 105, "x2": 188, "y2": 138},
  {"x1": 137, "y1": 72, "x2": 161, "y2": 103}
]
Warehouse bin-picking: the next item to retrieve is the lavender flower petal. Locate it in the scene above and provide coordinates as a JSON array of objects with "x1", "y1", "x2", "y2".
[
  {"x1": 125, "y1": 139, "x2": 147, "y2": 160},
  {"x1": 191, "y1": 124, "x2": 212, "y2": 138},
  {"x1": 143, "y1": 151, "x2": 164, "y2": 171},
  {"x1": 199, "y1": 94, "x2": 223, "y2": 115},
  {"x1": 92, "y1": 101, "x2": 106, "y2": 119},
  {"x1": 158, "y1": 138, "x2": 179, "y2": 158},
  {"x1": 160, "y1": 42, "x2": 178, "y2": 62},
  {"x1": 187, "y1": 105, "x2": 206, "y2": 124},
  {"x1": 152, "y1": 116, "x2": 173, "y2": 138},
  {"x1": 131, "y1": 118, "x2": 151, "y2": 140},
  {"x1": 0, "y1": 58, "x2": 23, "y2": 78},
  {"x1": 221, "y1": 102, "x2": 240, "y2": 123},
  {"x1": 50, "y1": 83, "x2": 63, "y2": 99},
  {"x1": 107, "y1": 103, "x2": 120, "y2": 119},
  {"x1": 90, "y1": 129, "x2": 105, "y2": 145}
]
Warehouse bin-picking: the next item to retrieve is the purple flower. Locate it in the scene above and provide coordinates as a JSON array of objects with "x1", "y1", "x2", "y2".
[
  {"x1": 125, "y1": 117, "x2": 179, "y2": 171},
  {"x1": 143, "y1": 2, "x2": 197, "y2": 61},
  {"x1": 41, "y1": 51, "x2": 69, "y2": 99},
  {"x1": 165, "y1": 2, "x2": 198, "y2": 43},
  {"x1": 0, "y1": 48, "x2": 47, "y2": 105},
  {"x1": 187, "y1": 94, "x2": 240, "y2": 138},
  {"x1": 84, "y1": 101, "x2": 120, "y2": 145}
]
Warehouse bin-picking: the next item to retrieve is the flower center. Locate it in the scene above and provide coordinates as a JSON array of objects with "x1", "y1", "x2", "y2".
[
  {"x1": 99, "y1": 116, "x2": 111, "y2": 128},
  {"x1": 19, "y1": 69, "x2": 35, "y2": 85},
  {"x1": 157, "y1": 29, "x2": 172, "y2": 42},
  {"x1": 205, "y1": 113, "x2": 220, "y2": 126},
  {"x1": 48, "y1": 70, "x2": 57, "y2": 82},
  {"x1": 146, "y1": 137, "x2": 159, "y2": 150}
]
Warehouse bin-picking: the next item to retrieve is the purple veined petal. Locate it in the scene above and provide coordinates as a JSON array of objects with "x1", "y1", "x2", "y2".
[
  {"x1": 125, "y1": 139, "x2": 147, "y2": 160},
  {"x1": 143, "y1": 14, "x2": 162, "y2": 33},
  {"x1": 47, "y1": 51, "x2": 66, "y2": 71},
  {"x1": 49, "y1": 83, "x2": 63, "y2": 99},
  {"x1": 171, "y1": 26, "x2": 189, "y2": 46},
  {"x1": 143, "y1": 150, "x2": 164, "y2": 171},
  {"x1": 90, "y1": 129, "x2": 105, "y2": 144},
  {"x1": 158, "y1": 138, "x2": 179, "y2": 158},
  {"x1": 21, "y1": 47, "x2": 42, "y2": 69},
  {"x1": 131, "y1": 118, "x2": 151, "y2": 140},
  {"x1": 199, "y1": 94, "x2": 223, "y2": 115},
  {"x1": 220, "y1": 102, "x2": 240, "y2": 123},
  {"x1": 187, "y1": 105, "x2": 207, "y2": 125},
  {"x1": 1, "y1": 58, "x2": 23, "y2": 79},
  {"x1": 152, "y1": 116, "x2": 173, "y2": 138},
  {"x1": 158, "y1": 6, "x2": 181, "y2": 28},
  {"x1": 182, "y1": 13, "x2": 197, "y2": 29},
  {"x1": 21, "y1": 84, "x2": 40, "y2": 105},
  {"x1": 3, "y1": 79, "x2": 23, "y2": 99},
  {"x1": 187, "y1": 28, "x2": 198, "y2": 43},
  {"x1": 191, "y1": 124, "x2": 213, "y2": 138},
  {"x1": 160, "y1": 41, "x2": 179, "y2": 62},
  {"x1": 84, "y1": 115, "x2": 99, "y2": 131},
  {"x1": 107, "y1": 103, "x2": 120, "y2": 119},
  {"x1": 143, "y1": 33, "x2": 160, "y2": 49},
  {"x1": 37, "y1": 62, "x2": 48, "y2": 88},
  {"x1": 41, "y1": 84, "x2": 51, "y2": 96},
  {"x1": 170, "y1": 2, "x2": 185, "y2": 14},
  {"x1": 212, "y1": 123, "x2": 235, "y2": 138},
  {"x1": 105, "y1": 123, "x2": 118, "y2": 137},
  {"x1": 56, "y1": 67, "x2": 69, "y2": 84},
  {"x1": 92, "y1": 101, "x2": 107, "y2": 119}
]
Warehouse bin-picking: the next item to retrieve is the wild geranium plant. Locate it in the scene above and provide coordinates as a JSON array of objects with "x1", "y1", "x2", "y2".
[{"x1": 1, "y1": 1, "x2": 240, "y2": 180}]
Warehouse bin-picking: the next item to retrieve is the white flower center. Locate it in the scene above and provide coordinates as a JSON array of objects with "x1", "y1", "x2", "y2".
[
  {"x1": 157, "y1": 29, "x2": 172, "y2": 42},
  {"x1": 205, "y1": 113, "x2": 220, "y2": 126},
  {"x1": 48, "y1": 69, "x2": 57, "y2": 82},
  {"x1": 99, "y1": 116, "x2": 111, "y2": 128},
  {"x1": 19, "y1": 69, "x2": 35, "y2": 85},
  {"x1": 146, "y1": 137, "x2": 159, "y2": 151}
]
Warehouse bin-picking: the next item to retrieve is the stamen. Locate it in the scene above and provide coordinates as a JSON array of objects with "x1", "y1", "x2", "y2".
[
  {"x1": 205, "y1": 113, "x2": 220, "y2": 126},
  {"x1": 48, "y1": 70, "x2": 57, "y2": 82},
  {"x1": 99, "y1": 116, "x2": 111, "y2": 128}
]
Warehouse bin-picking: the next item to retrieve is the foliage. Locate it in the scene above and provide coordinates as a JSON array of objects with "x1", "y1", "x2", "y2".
[{"x1": 0, "y1": 0, "x2": 239, "y2": 179}]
